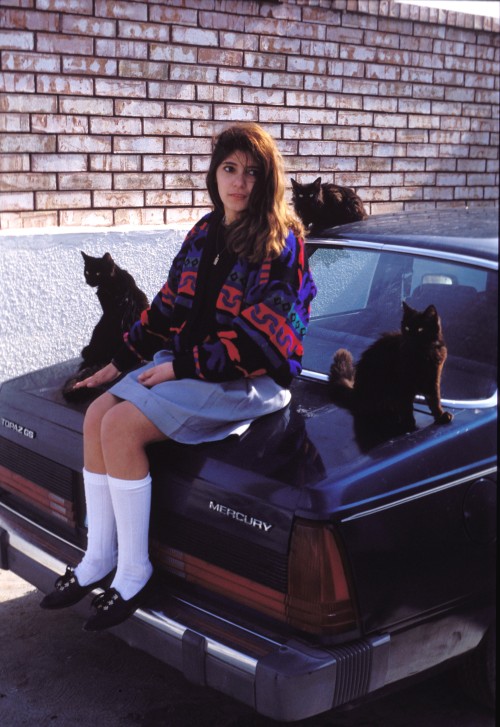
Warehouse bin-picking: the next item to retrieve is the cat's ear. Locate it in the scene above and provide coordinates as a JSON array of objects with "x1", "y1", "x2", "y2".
[
  {"x1": 313, "y1": 177, "x2": 322, "y2": 188},
  {"x1": 291, "y1": 178, "x2": 299, "y2": 189},
  {"x1": 81, "y1": 251, "x2": 89, "y2": 262},
  {"x1": 103, "y1": 252, "x2": 113, "y2": 262},
  {"x1": 402, "y1": 301, "x2": 411, "y2": 314},
  {"x1": 423, "y1": 304, "x2": 438, "y2": 319}
]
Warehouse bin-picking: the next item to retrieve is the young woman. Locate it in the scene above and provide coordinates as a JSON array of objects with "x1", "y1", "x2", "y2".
[{"x1": 40, "y1": 123, "x2": 317, "y2": 630}]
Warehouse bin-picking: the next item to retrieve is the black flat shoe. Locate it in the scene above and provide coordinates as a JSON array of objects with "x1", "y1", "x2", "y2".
[
  {"x1": 39, "y1": 566, "x2": 113, "y2": 610},
  {"x1": 83, "y1": 579, "x2": 152, "y2": 632}
]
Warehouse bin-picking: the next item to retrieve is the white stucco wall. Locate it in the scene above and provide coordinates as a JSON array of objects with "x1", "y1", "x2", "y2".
[{"x1": 0, "y1": 225, "x2": 190, "y2": 384}]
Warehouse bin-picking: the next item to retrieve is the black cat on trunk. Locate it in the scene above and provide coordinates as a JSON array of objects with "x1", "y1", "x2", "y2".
[
  {"x1": 62, "y1": 252, "x2": 148, "y2": 401},
  {"x1": 329, "y1": 302, "x2": 453, "y2": 451},
  {"x1": 291, "y1": 177, "x2": 368, "y2": 232}
]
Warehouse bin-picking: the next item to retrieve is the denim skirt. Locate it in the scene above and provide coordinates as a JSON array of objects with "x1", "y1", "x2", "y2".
[{"x1": 109, "y1": 350, "x2": 291, "y2": 444}]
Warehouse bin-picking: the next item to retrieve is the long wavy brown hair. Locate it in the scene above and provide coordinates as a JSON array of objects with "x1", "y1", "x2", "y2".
[{"x1": 206, "y1": 123, "x2": 304, "y2": 263}]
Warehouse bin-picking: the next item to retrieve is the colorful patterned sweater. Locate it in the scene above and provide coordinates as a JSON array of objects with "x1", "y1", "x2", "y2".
[{"x1": 112, "y1": 212, "x2": 317, "y2": 387}]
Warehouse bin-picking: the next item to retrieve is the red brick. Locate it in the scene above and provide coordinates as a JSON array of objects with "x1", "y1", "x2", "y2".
[
  {"x1": 0, "y1": 211, "x2": 59, "y2": 229},
  {"x1": 0, "y1": 154, "x2": 30, "y2": 172},
  {"x1": 95, "y1": 78, "x2": 146, "y2": 97},
  {"x1": 0, "y1": 192, "x2": 34, "y2": 212},
  {"x1": 0, "y1": 134, "x2": 56, "y2": 153},
  {"x1": 0, "y1": 173, "x2": 56, "y2": 191},
  {"x1": 32, "y1": 154, "x2": 87, "y2": 172},
  {"x1": 90, "y1": 154, "x2": 141, "y2": 171},
  {"x1": 215, "y1": 105, "x2": 258, "y2": 122},
  {"x1": 146, "y1": 190, "x2": 192, "y2": 206},
  {"x1": 219, "y1": 68, "x2": 264, "y2": 87},
  {"x1": 327, "y1": 126, "x2": 363, "y2": 141},
  {"x1": 95, "y1": 38, "x2": 147, "y2": 58},
  {"x1": 143, "y1": 155, "x2": 190, "y2": 172},
  {"x1": 0, "y1": 30, "x2": 34, "y2": 50},
  {"x1": 90, "y1": 116, "x2": 142, "y2": 135},
  {"x1": 2, "y1": 51, "x2": 59, "y2": 73},
  {"x1": 95, "y1": 0, "x2": 147, "y2": 21},
  {"x1": 31, "y1": 114, "x2": 89, "y2": 134},
  {"x1": 61, "y1": 14, "x2": 116, "y2": 37},
  {"x1": 119, "y1": 20, "x2": 170, "y2": 43},
  {"x1": 93, "y1": 190, "x2": 144, "y2": 207},
  {"x1": 119, "y1": 60, "x2": 169, "y2": 80},
  {"x1": 37, "y1": 33, "x2": 94, "y2": 54},
  {"x1": 167, "y1": 103, "x2": 211, "y2": 120},
  {"x1": 143, "y1": 119, "x2": 191, "y2": 135},
  {"x1": 60, "y1": 209, "x2": 114, "y2": 226},
  {"x1": 0, "y1": 72, "x2": 35, "y2": 93},
  {"x1": 171, "y1": 65, "x2": 218, "y2": 84},
  {"x1": 148, "y1": 81, "x2": 195, "y2": 100},
  {"x1": 58, "y1": 135, "x2": 112, "y2": 153},
  {"x1": 171, "y1": 25, "x2": 218, "y2": 47},
  {"x1": 37, "y1": 74, "x2": 93, "y2": 95},
  {"x1": 200, "y1": 48, "x2": 244, "y2": 66},
  {"x1": 114, "y1": 208, "x2": 165, "y2": 225},
  {"x1": 60, "y1": 96, "x2": 113, "y2": 115},
  {"x1": 63, "y1": 56, "x2": 118, "y2": 75},
  {"x1": 37, "y1": 0, "x2": 93, "y2": 13},
  {"x1": 0, "y1": 93, "x2": 57, "y2": 113},
  {"x1": 36, "y1": 190, "x2": 91, "y2": 209},
  {"x1": 198, "y1": 85, "x2": 241, "y2": 103},
  {"x1": 258, "y1": 34, "x2": 301, "y2": 53},
  {"x1": 244, "y1": 51, "x2": 285, "y2": 71},
  {"x1": 0, "y1": 112, "x2": 29, "y2": 132},
  {"x1": 58, "y1": 172, "x2": 112, "y2": 190},
  {"x1": 0, "y1": 9, "x2": 59, "y2": 33},
  {"x1": 150, "y1": 5, "x2": 197, "y2": 26},
  {"x1": 114, "y1": 136, "x2": 163, "y2": 154},
  {"x1": 114, "y1": 173, "x2": 163, "y2": 190}
]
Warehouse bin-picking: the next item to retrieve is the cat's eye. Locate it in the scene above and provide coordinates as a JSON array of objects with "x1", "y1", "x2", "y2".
[
  {"x1": 418, "y1": 327, "x2": 424, "y2": 332},
  {"x1": 404, "y1": 326, "x2": 410, "y2": 331}
]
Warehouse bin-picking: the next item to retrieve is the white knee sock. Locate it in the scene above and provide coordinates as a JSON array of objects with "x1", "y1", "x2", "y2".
[
  {"x1": 107, "y1": 473, "x2": 154, "y2": 601},
  {"x1": 74, "y1": 469, "x2": 117, "y2": 587}
]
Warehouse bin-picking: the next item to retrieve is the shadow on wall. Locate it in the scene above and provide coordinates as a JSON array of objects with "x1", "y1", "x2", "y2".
[{"x1": 0, "y1": 227, "x2": 189, "y2": 384}]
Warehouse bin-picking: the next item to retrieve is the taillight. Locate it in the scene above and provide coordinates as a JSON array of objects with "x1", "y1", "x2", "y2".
[
  {"x1": 286, "y1": 518, "x2": 358, "y2": 635},
  {"x1": 152, "y1": 519, "x2": 358, "y2": 636}
]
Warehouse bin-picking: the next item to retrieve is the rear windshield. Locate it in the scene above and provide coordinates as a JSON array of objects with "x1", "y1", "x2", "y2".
[{"x1": 303, "y1": 246, "x2": 498, "y2": 403}]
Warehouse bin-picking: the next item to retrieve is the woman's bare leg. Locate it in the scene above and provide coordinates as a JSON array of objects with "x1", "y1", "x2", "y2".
[{"x1": 83, "y1": 392, "x2": 122, "y2": 474}]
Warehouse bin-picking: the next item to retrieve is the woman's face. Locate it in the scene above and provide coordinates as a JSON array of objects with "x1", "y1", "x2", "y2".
[{"x1": 215, "y1": 150, "x2": 259, "y2": 224}]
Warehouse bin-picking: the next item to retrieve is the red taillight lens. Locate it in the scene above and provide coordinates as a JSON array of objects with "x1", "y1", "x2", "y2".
[
  {"x1": 152, "y1": 518, "x2": 357, "y2": 636},
  {"x1": 286, "y1": 519, "x2": 358, "y2": 635}
]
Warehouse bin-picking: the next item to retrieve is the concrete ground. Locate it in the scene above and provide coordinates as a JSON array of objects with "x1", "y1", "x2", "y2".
[{"x1": 0, "y1": 570, "x2": 495, "y2": 727}]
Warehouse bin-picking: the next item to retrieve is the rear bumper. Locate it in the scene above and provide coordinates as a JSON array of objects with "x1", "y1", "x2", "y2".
[
  {"x1": 1, "y1": 503, "x2": 491, "y2": 722},
  {"x1": 0, "y1": 502, "x2": 390, "y2": 721}
]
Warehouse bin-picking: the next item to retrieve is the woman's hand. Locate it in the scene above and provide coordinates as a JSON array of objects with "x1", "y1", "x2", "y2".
[
  {"x1": 73, "y1": 362, "x2": 121, "y2": 389},
  {"x1": 138, "y1": 362, "x2": 176, "y2": 388}
]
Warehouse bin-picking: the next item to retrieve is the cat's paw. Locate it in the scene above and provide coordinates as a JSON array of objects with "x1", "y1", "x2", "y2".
[{"x1": 436, "y1": 411, "x2": 453, "y2": 424}]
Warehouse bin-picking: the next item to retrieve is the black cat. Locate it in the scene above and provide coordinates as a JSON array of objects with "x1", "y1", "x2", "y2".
[
  {"x1": 328, "y1": 302, "x2": 452, "y2": 449},
  {"x1": 291, "y1": 177, "x2": 368, "y2": 231},
  {"x1": 62, "y1": 252, "x2": 149, "y2": 401}
]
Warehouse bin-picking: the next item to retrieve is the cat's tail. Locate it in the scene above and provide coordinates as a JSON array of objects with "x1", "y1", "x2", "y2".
[{"x1": 328, "y1": 349, "x2": 356, "y2": 407}]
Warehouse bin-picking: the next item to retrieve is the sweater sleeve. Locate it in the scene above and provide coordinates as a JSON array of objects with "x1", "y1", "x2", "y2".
[
  {"x1": 175, "y1": 232, "x2": 317, "y2": 386},
  {"x1": 112, "y1": 217, "x2": 208, "y2": 372}
]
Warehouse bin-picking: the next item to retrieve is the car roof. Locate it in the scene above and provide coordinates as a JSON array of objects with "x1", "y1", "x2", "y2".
[{"x1": 309, "y1": 207, "x2": 499, "y2": 267}]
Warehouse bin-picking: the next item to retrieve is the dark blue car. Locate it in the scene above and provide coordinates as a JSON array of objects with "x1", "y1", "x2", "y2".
[{"x1": 0, "y1": 207, "x2": 496, "y2": 721}]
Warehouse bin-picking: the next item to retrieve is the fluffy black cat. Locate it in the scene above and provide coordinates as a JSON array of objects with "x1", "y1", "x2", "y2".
[
  {"x1": 62, "y1": 251, "x2": 149, "y2": 401},
  {"x1": 291, "y1": 177, "x2": 368, "y2": 231},
  {"x1": 328, "y1": 302, "x2": 452, "y2": 449}
]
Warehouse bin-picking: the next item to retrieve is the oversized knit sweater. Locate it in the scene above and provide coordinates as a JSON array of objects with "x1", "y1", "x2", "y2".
[{"x1": 112, "y1": 212, "x2": 317, "y2": 387}]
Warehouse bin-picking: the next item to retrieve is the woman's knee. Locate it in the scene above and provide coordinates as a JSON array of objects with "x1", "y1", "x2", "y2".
[
  {"x1": 100, "y1": 401, "x2": 164, "y2": 451},
  {"x1": 83, "y1": 393, "x2": 120, "y2": 439}
]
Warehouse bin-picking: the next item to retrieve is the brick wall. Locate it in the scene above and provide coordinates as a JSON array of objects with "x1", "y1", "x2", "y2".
[{"x1": 1, "y1": 0, "x2": 499, "y2": 230}]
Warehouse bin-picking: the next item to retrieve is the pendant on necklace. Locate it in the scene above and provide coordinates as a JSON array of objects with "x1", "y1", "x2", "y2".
[{"x1": 213, "y1": 253, "x2": 220, "y2": 265}]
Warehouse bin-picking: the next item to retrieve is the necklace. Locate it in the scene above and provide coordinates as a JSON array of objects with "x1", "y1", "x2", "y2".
[{"x1": 213, "y1": 217, "x2": 227, "y2": 266}]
